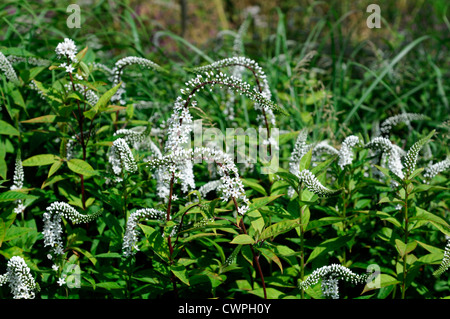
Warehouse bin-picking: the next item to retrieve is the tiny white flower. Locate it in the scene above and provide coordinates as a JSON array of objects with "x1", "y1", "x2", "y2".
[
  {"x1": 65, "y1": 64, "x2": 75, "y2": 74},
  {"x1": 57, "y1": 277, "x2": 66, "y2": 286}
]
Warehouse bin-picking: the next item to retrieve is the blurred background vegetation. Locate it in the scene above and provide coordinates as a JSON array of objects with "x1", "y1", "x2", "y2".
[{"x1": 2, "y1": 0, "x2": 448, "y2": 58}]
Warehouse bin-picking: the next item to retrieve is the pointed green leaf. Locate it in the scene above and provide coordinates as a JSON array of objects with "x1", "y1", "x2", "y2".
[
  {"x1": 247, "y1": 210, "x2": 265, "y2": 235},
  {"x1": 22, "y1": 154, "x2": 60, "y2": 166},
  {"x1": 410, "y1": 207, "x2": 450, "y2": 236},
  {"x1": 299, "y1": 148, "x2": 313, "y2": 172},
  {"x1": 257, "y1": 247, "x2": 283, "y2": 273},
  {"x1": 395, "y1": 239, "x2": 417, "y2": 258},
  {"x1": 0, "y1": 120, "x2": 19, "y2": 136},
  {"x1": 248, "y1": 194, "x2": 283, "y2": 213},
  {"x1": 4, "y1": 226, "x2": 33, "y2": 242},
  {"x1": 48, "y1": 160, "x2": 63, "y2": 178},
  {"x1": 230, "y1": 234, "x2": 255, "y2": 245},
  {"x1": 260, "y1": 218, "x2": 300, "y2": 241},
  {"x1": 67, "y1": 159, "x2": 97, "y2": 176},
  {"x1": 84, "y1": 82, "x2": 122, "y2": 120},
  {"x1": 241, "y1": 178, "x2": 267, "y2": 196},
  {"x1": 21, "y1": 115, "x2": 57, "y2": 124},
  {"x1": 171, "y1": 264, "x2": 190, "y2": 286}
]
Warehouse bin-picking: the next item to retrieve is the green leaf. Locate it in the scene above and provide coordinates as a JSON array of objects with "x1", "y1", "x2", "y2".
[
  {"x1": 413, "y1": 184, "x2": 448, "y2": 194},
  {"x1": 0, "y1": 191, "x2": 37, "y2": 202},
  {"x1": 310, "y1": 155, "x2": 337, "y2": 175},
  {"x1": 247, "y1": 210, "x2": 265, "y2": 235},
  {"x1": 299, "y1": 148, "x2": 312, "y2": 172},
  {"x1": 410, "y1": 207, "x2": 450, "y2": 236},
  {"x1": 300, "y1": 206, "x2": 310, "y2": 229},
  {"x1": 395, "y1": 239, "x2": 417, "y2": 258},
  {"x1": 362, "y1": 274, "x2": 400, "y2": 294},
  {"x1": 249, "y1": 287, "x2": 284, "y2": 299},
  {"x1": 241, "y1": 178, "x2": 267, "y2": 196},
  {"x1": 260, "y1": 218, "x2": 300, "y2": 241},
  {"x1": 171, "y1": 264, "x2": 190, "y2": 286},
  {"x1": 275, "y1": 170, "x2": 300, "y2": 189},
  {"x1": 248, "y1": 194, "x2": 283, "y2": 213},
  {"x1": 76, "y1": 46, "x2": 89, "y2": 62},
  {"x1": 409, "y1": 168, "x2": 424, "y2": 180},
  {"x1": 48, "y1": 160, "x2": 63, "y2": 178},
  {"x1": 22, "y1": 154, "x2": 60, "y2": 166},
  {"x1": 10, "y1": 89, "x2": 25, "y2": 108},
  {"x1": 356, "y1": 210, "x2": 402, "y2": 229},
  {"x1": 305, "y1": 216, "x2": 345, "y2": 232},
  {"x1": 141, "y1": 225, "x2": 169, "y2": 259},
  {"x1": 306, "y1": 235, "x2": 352, "y2": 263},
  {"x1": 41, "y1": 175, "x2": 66, "y2": 189},
  {"x1": 4, "y1": 226, "x2": 33, "y2": 242},
  {"x1": 0, "y1": 120, "x2": 19, "y2": 136},
  {"x1": 95, "y1": 252, "x2": 122, "y2": 258},
  {"x1": 21, "y1": 115, "x2": 57, "y2": 124},
  {"x1": 230, "y1": 234, "x2": 255, "y2": 245},
  {"x1": 96, "y1": 282, "x2": 124, "y2": 290},
  {"x1": 257, "y1": 247, "x2": 283, "y2": 273},
  {"x1": 70, "y1": 246, "x2": 97, "y2": 266},
  {"x1": 84, "y1": 82, "x2": 122, "y2": 120},
  {"x1": 278, "y1": 131, "x2": 300, "y2": 145},
  {"x1": 0, "y1": 219, "x2": 5, "y2": 247},
  {"x1": 67, "y1": 159, "x2": 97, "y2": 177}
]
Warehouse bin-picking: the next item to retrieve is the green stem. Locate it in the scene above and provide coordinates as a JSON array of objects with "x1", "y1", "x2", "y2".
[
  {"x1": 166, "y1": 173, "x2": 178, "y2": 297},
  {"x1": 401, "y1": 187, "x2": 409, "y2": 299},
  {"x1": 341, "y1": 173, "x2": 349, "y2": 265},
  {"x1": 126, "y1": 257, "x2": 133, "y2": 299},
  {"x1": 299, "y1": 225, "x2": 305, "y2": 299},
  {"x1": 123, "y1": 174, "x2": 128, "y2": 217},
  {"x1": 232, "y1": 197, "x2": 267, "y2": 299},
  {"x1": 298, "y1": 184, "x2": 305, "y2": 299}
]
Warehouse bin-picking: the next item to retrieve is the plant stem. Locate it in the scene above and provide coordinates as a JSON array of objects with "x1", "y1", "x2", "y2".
[
  {"x1": 166, "y1": 173, "x2": 178, "y2": 296},
  {"x1": 67, "y1": 56, "x2": 87, "y2": 210},
  {"x1": 123, "y1": 174, "x2": 128, "y2": 217},
  {"x1": 401, "y1": 187, "x2": 410, "y2": 299},
  {"x1": 299, "y1": 224, "x2": 305, "y2": 299},
  {"x1": 298, "y1": 185, "x2": 305, "y2": 299},
  {"x1": 232, "y1": 197, "x2": 267, "y2": 299}
]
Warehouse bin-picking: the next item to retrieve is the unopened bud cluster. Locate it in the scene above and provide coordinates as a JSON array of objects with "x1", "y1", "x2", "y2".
[
  {"x1": 296, "y1": 169, "x2": 340, "y2": 197},
  {"x1": 111, "y1": 56, "x2": 162, "y2": 105},
  {"x1": 379, "y1": 113, "x2": 429, "y2": 136},
  {"x1": 298, "y1": 264, "x2": 368, "y2": 299}
]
